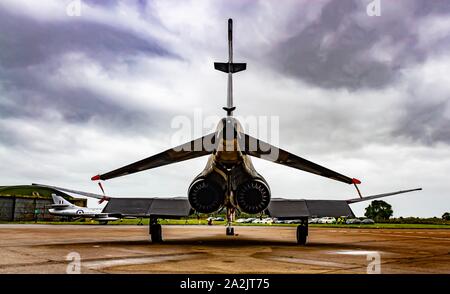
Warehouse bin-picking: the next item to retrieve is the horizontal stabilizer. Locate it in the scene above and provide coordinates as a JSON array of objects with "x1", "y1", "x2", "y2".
[{"x1": 214, "y1": 62, "x2": 246, "y2": 73}]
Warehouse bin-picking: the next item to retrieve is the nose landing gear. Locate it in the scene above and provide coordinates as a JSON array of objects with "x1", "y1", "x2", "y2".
[
  {"x1": 226, "y1": 207, "x2": 235, "y2": 236},
  {"x1": 226, "y1": 226, "x2": 235, "y2": 236}
]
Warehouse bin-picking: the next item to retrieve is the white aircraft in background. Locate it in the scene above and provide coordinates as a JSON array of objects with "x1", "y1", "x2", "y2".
[{"x1": 48, "y1": 194, "x2": 120, "y2": 224}]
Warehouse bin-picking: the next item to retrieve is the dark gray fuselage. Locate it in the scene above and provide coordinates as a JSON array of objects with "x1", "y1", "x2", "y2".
[{"x1": 188, "y1": 117, "x2": 271, "y2": 214}]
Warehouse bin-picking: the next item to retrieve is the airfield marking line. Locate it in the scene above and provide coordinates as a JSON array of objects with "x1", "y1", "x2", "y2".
[
  {"x1": 323, "y1": 252, "x2": 450, "y2": 274},
  {"x1": 339, "y1": 230, "x2": 450, "y2": 241},
  {"x1": 264, "y1": 256, "x2": 357, "y2": 269},
  {"x1": 82, "y1": 253, "x2": 205, "y2": 270},
  {"x1": 0, "y1": 251, "x2": 207, "y2": 270},
  {"x1": 0, "y1": 237, "x2": 146, "y2": 247}
]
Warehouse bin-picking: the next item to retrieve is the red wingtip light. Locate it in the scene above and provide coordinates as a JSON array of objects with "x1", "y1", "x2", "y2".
[
  {"x1": 91, "y1": 175, "x2": 101, "y2": 181},
  {"x1": 98, "y1": 196, "x2": 110, "y2": 204},
  {"x1": 352, "y1": 178, "x2": 361, "y2": 185}
]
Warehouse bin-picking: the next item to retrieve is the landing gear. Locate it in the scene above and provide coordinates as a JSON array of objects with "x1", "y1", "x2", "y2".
[
  {"x1": 225, "y1": 207, "x2": 235, "y2": 236},
  {"x1": 149, "y1": 217, "x2": 162, "y2": 243},
  {"x1": 296, "y1": 218, "x2": 308, "y2": 245}
]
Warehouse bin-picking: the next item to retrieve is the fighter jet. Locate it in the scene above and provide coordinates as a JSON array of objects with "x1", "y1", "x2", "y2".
[
  {"x1": 35, "y1": 19, "x2": 421, "y2": 244},
  {"x1": 48, "y1": 194, "x2": 120, "y2": 224}
]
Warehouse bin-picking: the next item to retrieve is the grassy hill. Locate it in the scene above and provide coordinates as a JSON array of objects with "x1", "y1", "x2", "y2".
[{"x1": 0, "y1": 185, "x2": 81, "y2": 201}]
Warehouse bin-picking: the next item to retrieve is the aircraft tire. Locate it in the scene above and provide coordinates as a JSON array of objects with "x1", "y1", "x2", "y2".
[
  {"x1": 296, "y1": 225, "x2": 307, "y2": 245},
  {"x1": 226, "y1": 227, "x2": 234, "y2": 236},
  {"x1": 151, "y1": 224, "x2": 162, "y2": 243}
]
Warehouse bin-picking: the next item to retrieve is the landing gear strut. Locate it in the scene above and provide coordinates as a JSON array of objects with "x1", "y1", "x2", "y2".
[
  {"x1": 296, "y1": 218, "x2": 308, "y2": 245},
  {"x1": 149, "y1": 216, "x2": 162, "y2": 243},
  {"x1": 226, "y1": 207, "x2": 235, "y2": 236}
]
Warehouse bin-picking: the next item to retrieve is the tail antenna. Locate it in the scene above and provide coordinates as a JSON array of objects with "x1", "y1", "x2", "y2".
[{"x1": 214, "y1": 18, "x2": 246, "y2": 116}]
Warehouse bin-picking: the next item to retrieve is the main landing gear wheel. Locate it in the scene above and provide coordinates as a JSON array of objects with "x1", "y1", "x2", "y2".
[
  {"x1": 226, "y1": 226, "x2": 234, "y2": 236},
  {"x1": 150, "y1": 224, "x2": 162, "y2": 243},
  {"x1": 296, "y1": 219, "x2": 308, "y2": 245},
  {"x1": 149, "y1": 217, "x2": 162, "y2": 243}
]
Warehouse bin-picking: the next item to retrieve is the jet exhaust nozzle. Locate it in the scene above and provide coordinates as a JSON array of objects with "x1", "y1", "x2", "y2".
[
  {"x1": 188, "y1": 179, "x2": 225, "y2": 213},
  {"x1": 235, "y1": 179, "x2": 271, "y2": 214}
]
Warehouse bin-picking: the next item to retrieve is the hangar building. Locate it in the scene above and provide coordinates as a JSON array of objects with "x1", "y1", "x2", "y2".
[{"x1": 0, "y1": 185, "x2": 86, "y2": 221}]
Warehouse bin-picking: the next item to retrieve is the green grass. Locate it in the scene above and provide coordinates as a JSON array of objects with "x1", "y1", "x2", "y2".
[
  {"x1": 309, "y1": 223, "x2": 450, "y2": 229},
  {"x1": 0, "y1": 185, "x2": 78, "y2": 200},
  {"x1": 1, "y1": 219, "x2": 449, "y2": 229}
]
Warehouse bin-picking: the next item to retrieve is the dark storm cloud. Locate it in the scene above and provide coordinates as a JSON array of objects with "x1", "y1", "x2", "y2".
[
  {"x1": 0, "y1": 7, "x2": 173, "y2": 68},
  {"x1": 268, "y1": 0, "x2": 449, "y2": 90},
  {"x1": 83, "y1": 0, "x2": 147, "y2": 8},
  {"x1": 414, "y1": 0, "x2": 450, "y2": 16},
  {"x1": 394, "y1": 101, "x2": 450, "y2": 145},
  {"x1": 0, "y1": 60, "x2": 172, "y2": 139},
  {"x1": 392, "y1": 83, "x2": 450, "y2": 145},
  {"x1": 0, "y1": 69, "x2": 148, "y2": 126},
  {"x1": 261, "y1": 0, "x2": 450, "y2": 146},
  {"x1": 0, "y1": 4, "x2": 176, "y2": 140}
]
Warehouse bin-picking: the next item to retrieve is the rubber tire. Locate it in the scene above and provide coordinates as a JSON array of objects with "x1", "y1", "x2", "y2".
[
  {"x1": 296, "y1": 226, "x2": 307, "y2": 245},
  {"x1": 151, "y1": 224, "x2": 162, "y2": 243},
  {"x1": 226, "y1": 227, "x2": 234, "y2": 236}
]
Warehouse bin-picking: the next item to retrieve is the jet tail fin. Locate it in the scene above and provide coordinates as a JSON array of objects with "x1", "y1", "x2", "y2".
[
  {"x1": 215, "y1": 18, "x2": 246, "y2": 116},
  {"x1": 51, "y1": 193, "x2": 73, "y2": 207}
]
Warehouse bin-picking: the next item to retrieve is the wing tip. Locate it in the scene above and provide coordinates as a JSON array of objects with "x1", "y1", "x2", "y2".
[
  {"x1": 352, "y1": 178, "x2": 361, "y2": 184},
  {"x1": 91, "y1": 175, "x2": 101, "y2": 181}
]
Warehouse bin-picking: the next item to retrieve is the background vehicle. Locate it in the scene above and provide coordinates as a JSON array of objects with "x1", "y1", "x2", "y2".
[
  {"x1": 318, "y1": 217, "x2": 336, "y2": 224},
  {"x1": 346, "y1": 218, "x2": 362, "y2": 224},
  {"x1": 309, "y1": 218, "x2": 320, "y2": 224},
  {"x1": 361, "y1": 218, "x2": 375, "y2": 224},
  {"x1": 261, "y1": 218, "x2": 274, "y2": 224}
]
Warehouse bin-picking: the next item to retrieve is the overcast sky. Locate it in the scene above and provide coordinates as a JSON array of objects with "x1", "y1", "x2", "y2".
[{"x1": 0, "y1": 0, "x2": 449, "y2": 217}]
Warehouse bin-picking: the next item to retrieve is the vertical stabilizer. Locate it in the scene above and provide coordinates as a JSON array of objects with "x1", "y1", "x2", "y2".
[
  {"x1": 51, "y1": 193, "x2": 73, "y2": 206},
  {"x1": 214, "y1": 18, "x2": 246, "y2": 116}
]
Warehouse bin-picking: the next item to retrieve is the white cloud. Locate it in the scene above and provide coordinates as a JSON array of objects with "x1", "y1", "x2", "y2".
[{"x1": 418, "y1": 15, "x2": 450, "y2": 49}]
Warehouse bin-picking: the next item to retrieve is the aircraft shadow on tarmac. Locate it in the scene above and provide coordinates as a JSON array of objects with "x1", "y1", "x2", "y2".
[{"x1": 49, "y1": 238, "x2": 379, "y2": 251}]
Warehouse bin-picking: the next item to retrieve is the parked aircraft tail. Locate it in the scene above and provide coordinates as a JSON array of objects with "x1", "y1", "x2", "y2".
[{"x1": 51, "y1": 193, "x2": 73, "y2": 207}]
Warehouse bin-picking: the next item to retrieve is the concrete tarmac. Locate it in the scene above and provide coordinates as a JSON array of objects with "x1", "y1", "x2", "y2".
[{"x1": 0, "y1": 224, "x2": 449, "y2": 274}]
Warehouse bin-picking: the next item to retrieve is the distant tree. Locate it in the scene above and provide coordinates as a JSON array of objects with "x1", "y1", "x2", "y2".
[
  {"x1": 365, "y1": 200, "x2": 393, "y2": 221},
  {"x1": 442, "y1": 212, "x2": 450, "y2": 221}
]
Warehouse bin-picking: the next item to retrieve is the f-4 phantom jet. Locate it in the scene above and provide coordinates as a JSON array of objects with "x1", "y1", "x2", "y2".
[{"x1": 35, "y1": 19, "x2": 421, "y2": 245}]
